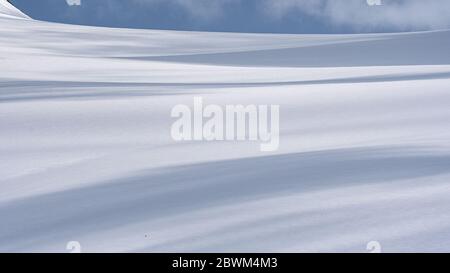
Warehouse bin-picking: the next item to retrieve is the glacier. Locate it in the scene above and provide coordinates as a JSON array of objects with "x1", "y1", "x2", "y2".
[{"x1": 1, "y1": 0, "x2": 450, "y2": 252}]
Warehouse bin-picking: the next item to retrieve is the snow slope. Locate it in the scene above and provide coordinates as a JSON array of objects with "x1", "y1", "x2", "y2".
[
  {"x1": 0, "y1": 0, "x2": 29, "y2": 19},
  {"x1": 1, "y1": 1, "x2": 450, "y2": 252}
]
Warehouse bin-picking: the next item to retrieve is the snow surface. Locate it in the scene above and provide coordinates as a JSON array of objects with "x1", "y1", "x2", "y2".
[
  {"x1": 0, "y1": 0, "x2": 29, "y2": 20},
  {"x1": 1, "y1": 1, "x2": 450, "y2": 252}
]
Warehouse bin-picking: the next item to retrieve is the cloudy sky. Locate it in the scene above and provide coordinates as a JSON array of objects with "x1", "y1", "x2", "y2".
[{"x1": 10, "y1": 0, "x2": 450, "y2": 33}]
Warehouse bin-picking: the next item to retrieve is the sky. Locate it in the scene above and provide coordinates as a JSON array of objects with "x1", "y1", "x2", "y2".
[{"x1": 10, "y1": 0, "x2": 450, "y2": 34}]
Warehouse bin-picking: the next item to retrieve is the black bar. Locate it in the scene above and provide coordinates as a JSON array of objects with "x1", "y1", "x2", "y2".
[{"x1": 0, "y1": 253, "x2": 447, "y2": 272}]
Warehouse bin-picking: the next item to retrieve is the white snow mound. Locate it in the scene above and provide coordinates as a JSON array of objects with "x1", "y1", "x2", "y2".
[{"x1": 0, "y1": 0, "x2": 30, "y2": 19}]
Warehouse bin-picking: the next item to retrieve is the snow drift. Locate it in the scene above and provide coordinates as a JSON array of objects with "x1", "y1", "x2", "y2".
[
  {"x1": 0, "y1": 0, "x2": 29, "y2": 19},
  {"x1": 1, "y1": 1, "x2": 450, "y2": 252}
]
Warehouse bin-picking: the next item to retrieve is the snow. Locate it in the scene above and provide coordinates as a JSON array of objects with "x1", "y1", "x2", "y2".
[
  {"x1": 1, "y1": 1, "x2": 450, "y2": 252},
  {"x1": 0, "y1": 0, "x2": 29, "y2": 19}
]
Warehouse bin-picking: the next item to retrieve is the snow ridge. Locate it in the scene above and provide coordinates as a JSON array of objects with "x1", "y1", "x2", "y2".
[{"x1": 0, "y1": 0, "x2": 30, "y2": 19}]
